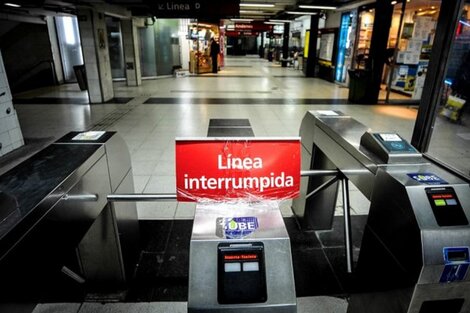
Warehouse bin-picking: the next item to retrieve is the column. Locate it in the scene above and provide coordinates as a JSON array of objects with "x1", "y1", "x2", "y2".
[
  {"x1": 367, "y1": 0, "x2": 394, "y2": 103},
  {"x1": 77, "y1": 8, "x2": 114, "y2": 104},
  {"x1": 304, "y1": 15, "x2": 319, "y2": 77},
  {"x1": 121, "y1": 18, "x2": 142, "y2": 87},
  {"x1": 0, "y1": 50, "x2": 24, "y2": 157},
  {"x1": 282, "y1": 22, "x2": 290, "y2": 67}
]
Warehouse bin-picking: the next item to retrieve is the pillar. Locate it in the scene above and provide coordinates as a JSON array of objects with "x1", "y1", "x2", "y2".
[
  {"x1": 121, "y1": 18, "x2": 142, "y2": 87},
  {"x1": 0, "y1": 50, "x2": 24, "y2": 157},
  {"x1": 304, "y1": 15, "x2": 319, "y2": 77},
  {"x1": 367, "y1": 0, "x2": 394, "y2": 103},
  {"x1": 77, "y1": 8, "x2": 114, "y2": 104},
  {"x1": 282, "y1": 22, "x2": 290, "y2": 67}
]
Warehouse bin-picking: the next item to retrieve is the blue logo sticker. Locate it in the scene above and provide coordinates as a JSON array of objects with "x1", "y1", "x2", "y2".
[
  {"x1": 407, "y1": 173, "x2": 448, "y2": 185},
  {"x1": 216, "y1": 217, "x2": 259, "y2": 239}
]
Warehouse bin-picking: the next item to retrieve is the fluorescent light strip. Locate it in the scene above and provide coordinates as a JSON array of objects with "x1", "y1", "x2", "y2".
[
  {"x1": 240, "y1": 3, "x2": 275, "y2": 7},
  {"x1": 231, "y1": 18, "x2": 254, "y2": 22},
  {"x1": 298, "y1": 5, "x2": 336, "y2": 10},
  {"x1": 269, "y1": 19, "x2": 292, "y2": 23},
  {"x1": 286, "y1": 11, "x2": 318, "y2": 15},
  {"x1": 4, "y1": 2, "x2": 21, "y2": 7},
  {"x1": 264, "y1": 21, "x2": 286, "y2": 25},
  {"x1": 240, "y1": 10, "x2": 273, "y2": 15}
]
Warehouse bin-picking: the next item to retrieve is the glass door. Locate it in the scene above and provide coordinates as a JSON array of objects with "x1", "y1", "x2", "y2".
[
  {"x1": 106, "y1": 17, "x2": 126, "y2": 80},
  {"x1": 426, "y1": 1, "x2": 470, "y2": 178},
  {"x1": 382, "y1": 0, "x2": 442, "y2": 103}
]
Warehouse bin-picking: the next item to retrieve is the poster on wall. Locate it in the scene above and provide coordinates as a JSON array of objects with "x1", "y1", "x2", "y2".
[
  {"x1": 319, "y1": 32, "x2": 335, "y2": 61},
  {"x1": 406, "y1": 39, "x2": 422, "y2": 53},
  {"x1": 404, "y1": 52, "x2": 420, "y2": 65},
  {"x1": 402, "y1": 23, "x2": 414, "y2": 39},
  {"x1": 413, "y1": 16, "x2": 433, "y2": 41}
]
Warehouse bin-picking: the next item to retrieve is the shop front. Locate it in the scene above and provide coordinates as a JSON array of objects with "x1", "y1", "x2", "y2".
[
  {"x1": 188, "y1": 22, "x2": 221, "y2": 74},
  {"x1": 381, "y1": 0, "x2": 441, "y2": 102}
]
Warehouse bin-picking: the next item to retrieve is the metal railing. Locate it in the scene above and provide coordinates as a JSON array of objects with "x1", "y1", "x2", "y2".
[{"x1": 106, "y1": 168, "x2": 358, "y2": 273}]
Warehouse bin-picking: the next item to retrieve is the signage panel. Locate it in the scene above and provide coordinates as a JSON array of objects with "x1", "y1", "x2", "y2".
[
  {"x1": 175, "y1": 138, "x2": 301, "y2": 201},
  {"x1": 140, "y1": 0, "x2": 240, "y2": 18}
]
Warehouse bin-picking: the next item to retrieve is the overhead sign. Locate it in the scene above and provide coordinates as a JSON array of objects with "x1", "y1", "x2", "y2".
[
  {"x1": 175, "y1": 138, "x2": 301, "y2": 201},
  {"x1": 142, "y1": 0, "x2": 240, "y2": 18}
]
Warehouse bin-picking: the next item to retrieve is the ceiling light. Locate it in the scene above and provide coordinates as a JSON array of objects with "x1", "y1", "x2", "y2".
[
  {"x1": 239, "y1": 10, "x2": 273, "y2": 15},
  {"x1": 4, "y1": 2, "x2": 21, "y2": 7},
  {"x1": 231, "y1": 18, "x2": 254, "y2": 22},
  {"x1": 269, "y1": 19, "x2": 292, "y2": 23},
  {"x1": 286, "y1": 11, "x2": 318, "y2": 15},
  {"x1": 240, "y1": 3, "x2": 275, "y2": 8},
  {"x1": 264, "y1": 21, "x2": 286, "y2": 25},
  {"x1": 391, "y1": 1, "x2": 397, "y2": 4},
  {"x1": 298, "y1": 5, "x2": 336, "y2": 10}
]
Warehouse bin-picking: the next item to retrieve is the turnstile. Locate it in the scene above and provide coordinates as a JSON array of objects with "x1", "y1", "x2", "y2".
[
  {"x1": 0, "y1": 131, "x2": 139, "y2": 300},
  {"x1": 188, "y1": 201, "x2": 296, "y2": 313},
  {"x1": 295, "y1": 110, "x2": 470, "y2": 313}
]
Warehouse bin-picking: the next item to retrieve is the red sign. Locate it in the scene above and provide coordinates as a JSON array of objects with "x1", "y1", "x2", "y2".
[{"x1": 175, "y1": 138, "x2": 301, "y2": 202}]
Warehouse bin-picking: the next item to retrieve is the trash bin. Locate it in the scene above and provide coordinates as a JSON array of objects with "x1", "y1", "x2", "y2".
[
  {"x1": 73, "y1": 65, "x2": 88, "y2": 91},
  {"x1": 348, "y1": 69, "x2": 374, "y2": 104}
]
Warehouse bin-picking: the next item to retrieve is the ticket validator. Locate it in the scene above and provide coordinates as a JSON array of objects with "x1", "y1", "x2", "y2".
[{"x1": 187, "y1": 202, "x2": 297, "y2": 313}]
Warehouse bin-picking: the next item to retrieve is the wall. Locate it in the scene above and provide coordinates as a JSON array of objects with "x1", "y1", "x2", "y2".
[{"x1": 0, "y1": 50, "x2": 24, "y2": 157}]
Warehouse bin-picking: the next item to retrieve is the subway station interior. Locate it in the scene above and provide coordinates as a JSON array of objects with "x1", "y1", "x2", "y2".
[{"x1": 0, "y1": 0, "x2": 470, "y2": 312}]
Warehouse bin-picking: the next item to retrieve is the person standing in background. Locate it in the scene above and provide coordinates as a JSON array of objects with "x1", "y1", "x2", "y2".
[{"x1": 210, "y1": 38, "x2": 220, "y2": 74}]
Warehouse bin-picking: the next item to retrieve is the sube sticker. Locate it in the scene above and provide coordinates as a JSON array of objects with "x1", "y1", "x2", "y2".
[{"x1": 216, "y1": 217, "x2": 259, "y2": 239}]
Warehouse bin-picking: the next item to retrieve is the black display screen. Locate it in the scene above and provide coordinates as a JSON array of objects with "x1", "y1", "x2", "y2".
[
  {"x1": 217, "y1": 242, "x2": 267, "y2": 304},
  {"x1": 426, "y1": 187, "x2": 468, "y2": 227}
]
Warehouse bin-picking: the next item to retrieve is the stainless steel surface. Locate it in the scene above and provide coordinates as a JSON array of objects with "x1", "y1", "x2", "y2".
[
  {"x1": 104, "y1": 133, "x2": 133, "y2": 192},
  {"x1": 107, "y1": 193, "x2": 178, "y2": 201},
  {"x1": 357, "y1": 165, "x2": 470, "y2": 312},
  {"x1": 341, "y1": 178, "x2": 353, "y2": 274},
  {"x1": 188, "y1": 202, "x2": 296, "y2": 313},
  {"x1": 301, "y1": 169, "x2": 338, "y2": 177},
  {"x1": 0, "y1": 132, "x2": 138, "y2": 289},
  {"x1": 296, "y1": 110, "x2": 470, "y2": 312},
  {"x1": 407, "y1": 282, "x2": 470, "y2": 313},
  {"x1": 111, "y1": 170, "x2": 139, "y2": 281},
  {"x1": 61, "y1": 194, "x2": 98, "y2": 201},
  {"x1": 77, "y1": 204, "x2": 126, "y2": 284}
]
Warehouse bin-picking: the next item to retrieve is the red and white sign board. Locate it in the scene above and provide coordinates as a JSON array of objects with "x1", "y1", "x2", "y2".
[{"x1": 175, "y1": 138, "x2": 301, "y2": 202}]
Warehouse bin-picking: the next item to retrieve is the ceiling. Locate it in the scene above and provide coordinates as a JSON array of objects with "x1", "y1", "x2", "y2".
[
  {"x1": 238, "y1": 0, "x2": 356, "y2": 20},
  {"x1": 0, "y1": 0, "x2": 360, "y2": 21}
]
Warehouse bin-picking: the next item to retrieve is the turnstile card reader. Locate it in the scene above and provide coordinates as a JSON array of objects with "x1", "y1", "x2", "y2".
[
  {"x1": 360, "y1": 131, "x2": 422, "y2": 164},
  {"x1": 188, "y1": 202, "x2": 296, "y2": 313},
  {"x1": 354, "y1": 164, "x2": 470, "y2": 313}
]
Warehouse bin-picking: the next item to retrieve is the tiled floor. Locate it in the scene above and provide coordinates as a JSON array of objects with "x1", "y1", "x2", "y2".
[
  {"x1": 3, "y1": 55, "x2": 469, "y2": 312},
  {"x1": 9, "y1": 56, "x2": 469, "y2": 218}
]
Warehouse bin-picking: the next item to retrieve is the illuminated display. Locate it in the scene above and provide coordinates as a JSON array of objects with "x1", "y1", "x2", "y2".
[
  {"x1": 224, "y1": 254, "x2": 258, "y2": 261},
  {"x1": 426, "y1": 187, "x2": 468, "y2": 227}
]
